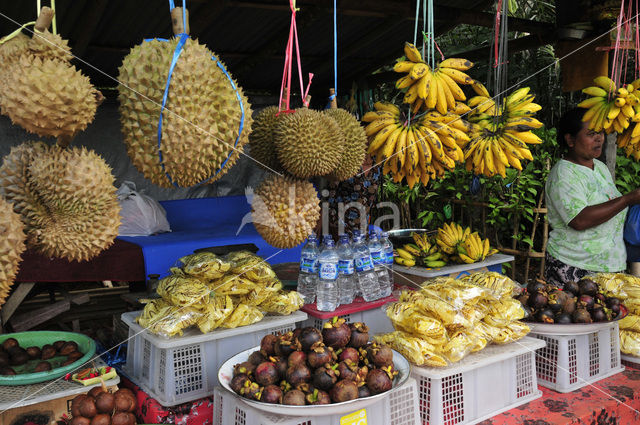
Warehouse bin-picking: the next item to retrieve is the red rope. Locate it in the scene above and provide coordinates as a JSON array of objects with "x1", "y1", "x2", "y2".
[{"x1": 493, "y1": 0, "x2": 503, "y2": 68}]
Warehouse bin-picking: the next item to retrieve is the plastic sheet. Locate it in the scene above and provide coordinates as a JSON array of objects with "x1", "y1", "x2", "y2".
[{"x1": 117, "y1": 181, "x2": 171, "y2": 236}]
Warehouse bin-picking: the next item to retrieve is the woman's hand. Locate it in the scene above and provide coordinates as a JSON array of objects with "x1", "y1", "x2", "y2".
[
  {"x1": 623, "y1": 188, "x2": 640, "y2": 205},
  {"x1": 569, "y1": 192, "x2": 636, "y2": 231}
]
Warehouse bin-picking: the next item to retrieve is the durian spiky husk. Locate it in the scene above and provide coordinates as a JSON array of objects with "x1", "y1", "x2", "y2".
[
  {"x1": 0, "y1": 142, "x2": 120, "y2": 262},
  {"x1": 0, "y1": 33, "x2": 30, "y2": 64},
  {"x1": 274, "y1": 108, "x2": 345, "y2": 178},
  {"x1": 323, "y1": 108, "x2": 367, "y2": 181},
  {"x1": 118, "y1": 37, "x2": 253, "y2": 188},
  {"x1": 0, "y1": 196, "x2": 26, "y2": 308},
  {"x1": 252, "y1": 175, "x2": 320, "y2": 249},
  {"x1": 0, "y1": 55, "x2": 100, "y2": 139},
  {"x1": 248, "y1": 106, "x2": 283, "y2": 172},
  {"x1": 27, "y1": 30, "x2": 73, "y2": 62}
]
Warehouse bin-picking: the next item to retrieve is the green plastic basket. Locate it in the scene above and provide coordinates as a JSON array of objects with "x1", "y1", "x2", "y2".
[{"x1": 0, "y1": 331, "x2": 96, "y2": 386}]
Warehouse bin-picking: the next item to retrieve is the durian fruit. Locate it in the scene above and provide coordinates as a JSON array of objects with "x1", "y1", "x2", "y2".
[
  {"x1": 0, "y1": 142, "x2": 121, "y2": 262},
  {"x1": 118, "y1": 37, "x2": 253, "y2": 188},
  {"x1": 274, "y1": 108, "x2": 345, "y2": 178},
  {"x1": 323, "y1": 108, "x2": 367, "y2": 181},
  {"x1": 0, "y1": 32, "x2": 30, "y2": 64},
  {"x1": 0, "y1": 196, "x2": 26, "y2": 308},
  {"x1": 27, "y1": 29, "x2": 73, "y2": 62},
  {"x1": 251, "y1": 175, "x2": 320, "y2": 249},
  {"x1": 248, "y1": 106, "x2": 283, "y2": 172}
]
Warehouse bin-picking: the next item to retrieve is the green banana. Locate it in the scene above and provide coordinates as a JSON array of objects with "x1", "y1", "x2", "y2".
[
  {"x1": 403, "y1": 243, "x2": 422, "y2": 256},
  {"x1": 424, "y1": 260, "x2": 446, "y2": 268},
  {"x1": 424, "y1": 252, "x2": 442, "y2": 261}
]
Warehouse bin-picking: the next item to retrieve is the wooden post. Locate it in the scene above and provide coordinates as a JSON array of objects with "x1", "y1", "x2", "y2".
[
  {"x1": 605, "y1": 132, "x2": 616, "y2": 180},
  {"x1": 171, "y1": 7, "x2": 190, "y2": 35},
  {"x1": 34, "y1": 7, "x2": 54, "y2": 32},
  {"x1": 328, "y1": 88, "x2": 338, "y2": 109}
]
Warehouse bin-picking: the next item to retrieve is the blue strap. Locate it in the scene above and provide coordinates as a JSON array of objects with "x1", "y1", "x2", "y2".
[
  {"x1": 325, "y1": 93, "x2": 337, "y2": 110},
  {"x1": 333, "y1": 0, "x2": 337, "y2": 96}
]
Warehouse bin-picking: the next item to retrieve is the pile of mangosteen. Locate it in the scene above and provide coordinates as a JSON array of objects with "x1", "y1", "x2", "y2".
[
  {"x1": 229, "y1": 318, "x2": 397, "y2": 405},
  {"x1": 67, "y1": 386, "x2": 137, "y2": 425},
  {"x1": 0, "y1": 337, "x2": 85, "y2": 375},
  {"x1": 517, "y1": 278, "x2": 624, "y2": 324}
]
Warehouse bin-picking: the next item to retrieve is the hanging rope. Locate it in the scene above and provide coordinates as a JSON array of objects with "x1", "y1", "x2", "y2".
[{"x1": 488, "y1": 0, "x2": 508, "y2": 127}]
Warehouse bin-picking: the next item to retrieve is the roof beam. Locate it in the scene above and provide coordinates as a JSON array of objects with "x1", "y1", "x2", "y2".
[{"x1": 69, "y1": 0, "x2": 108, "y2": 59}]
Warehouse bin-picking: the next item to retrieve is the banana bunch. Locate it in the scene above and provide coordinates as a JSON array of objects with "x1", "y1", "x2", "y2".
[
  {"x1": 394, "y1": 232, "x2": 447, "y2": 268},
  {"x1": 363, "y1": 101, "x2": 463, "y2": 189},
  {"x1": 436, "y1": 222, "x2": 469, "y2": 255},
  {"x1": 611, "y1": 79, "x2": 640, "y2": 160},
  {"x1": 457, "y1": 232, "x2": 498, "y2": 264},
  {"x1": 394, "y1": 42, "x2": 474, "y2": 114},
  {"x1": 578, "y1": 76, "x2": 640, "y2": 134},
  {"x1": 464, "y1": 87, "x2": 543, "y2": 177}
]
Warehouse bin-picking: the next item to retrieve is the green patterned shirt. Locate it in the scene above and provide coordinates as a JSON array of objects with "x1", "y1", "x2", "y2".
[{"x1": 545, "y1": 159, "x2": 627, "y2": 272}]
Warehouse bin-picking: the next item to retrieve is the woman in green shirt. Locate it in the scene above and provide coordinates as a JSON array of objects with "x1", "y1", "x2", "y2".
[{"x1": 544, "y1": 108, "x2": 640, "y2": 288}]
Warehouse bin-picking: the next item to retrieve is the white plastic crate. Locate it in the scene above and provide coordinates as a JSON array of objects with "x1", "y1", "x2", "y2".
[
  {"x1": 213, "y1": 378, "x2": 420, "y2": 425},
  {"x1": 121, "y1": 310, "x2": 307, "y2": 406},
  {"x1": 621, "y1": 353, "x2": 640, "y2": 369},
  {"x1": 411, "y1": 337, "x2": 545, "y2": 425},
  {"x1": 299, "y1": 305, "x2": 395, "y2": 334},
  {"x1": 528, "y1": 321, "x2": 624, "y2": 393}
]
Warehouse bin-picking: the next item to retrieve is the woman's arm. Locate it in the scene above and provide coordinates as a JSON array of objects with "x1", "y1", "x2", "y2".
[{"x1": 569, "y1": 189, "x2": 640, "y2": 230}]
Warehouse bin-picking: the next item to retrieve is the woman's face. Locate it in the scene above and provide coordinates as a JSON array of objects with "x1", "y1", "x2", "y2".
[{"x1": 566, "y1": 121, "x2": 604, "y2": 161}]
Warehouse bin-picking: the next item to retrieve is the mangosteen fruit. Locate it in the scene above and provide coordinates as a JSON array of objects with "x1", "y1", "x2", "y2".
[
  {"x1": 287, "y1": 350, "x2": 307, "y2": 368},
  {"x1": 517, "y1": 293, "x2": 530, "y2": 307},
  {"x1": 275, "y1": 336, "x2": 300, "y2": 358},
  {"x1": 255, "y1": 362, "x2": 280, "y2": 387},
  {"x1": 322, "y1": 317, "x2": 351, "y2": 349},
  {"x1": 79, "y1": 397, "x2": 98, "y2": 418},
  {"x1": 562, "y1": 295, "x2": 577, "y2": 315},
  {"x1": 338, "y1": 347, "x2": 359, "y2": 364},
  {"x1": 329, "y1": 379, "x2": 358, "y2": 402},
  {"x1": 270, "y1": 356, "x2": 287, "y2": 378},
  {"x1": 573, "y1": 308, "x2": 593, "y2": 324},
  {"x1": 528, "y1": 292, "x2": 548, "y2": 310},
  {"x1": 526, "y1": 281, "x2": 545, "y2": 294},
  {"x1": 240, "y1": 381, "x2": 262, "y2": 400},
  {"x1": 286, "y1": 364, "x2": 311, "y2": 386},
  {"x1": 306, "y1": 388, "x2": 331, "y2": 405},
  {"x1": 536, "y1": 308, "x2": 554, "y2": 324},
  {"x1": 33, "y1": 361, "x2": 52, "y2": 372},
  {"x1": 366, "y1": 343, "x2": 393, "y2": 367},
  {"x1": 9, "y1": 347, "x2": 28, "y2": 366},
  {"x1": 41, "y1": 344, "x2": 56, "y2": 360},
  {"x1": 547, "y1": 290, "x2": 567, "y2": 313},
  {"x1": 366, "y1": 368, "x2": 393, "y2": 395},
  {"x1": 260, "y1": 384, "x2": 283, "y2": 404},
  {"x1": 312, "y1": 365, "x2": 339, "y2": 390},
  {"x1": 606, "y1": 297, "x2": 621, "y2": 308},
  {"x1": 298, "y1": 327, "x2": 323, "y2": 351},
  {"x1": 111, "y1": 412, "x2": 136, "y2": 425},
  {"x1": 88, "y1": 386, "x2": 106, "y2": 399},
  {"x1": 563, "y1": 280, "x2": 580, "y2": 295},
  {"x1": 577, "y1": 278, "x2": 598, "y2": 296},
  {"x1": 116, "y1": 388, "x2": 135, "y2": 399},
  {"x1": 25, "y1": 346, "x2": 41, "y2": 360},
  {"x1": 555, "y1": 313, "x2": 573, "y2": 324},
  {"x1": 230, "y1": 374, "x2": 251, "y2": 394},
  {"x1": 53, "y1": 340, "x2": 67, "y2": 352},
  {"x1": 114, "y1": 391, "x2": 136, "y2": 412},
  {"x1": 90, "y1": 413, "x2": 111, "y2": 425},
  {"x1": 0, "y1": 352, "x2": 9, "y2": 368},
  {"x1": 1, "y1": 338, "x2": 18, "y2": 351},
  {"x1": 595, "y1": 293, "x2": 606, "y2": 305},
  {"x1": 0, "y1": 367, "x2": 16, "y2": 375},
  {"x1": 60, "y1": 341, "x2": 79, "y2": 356},
  {"x1": 307, "y1": 344, "x2": 334, "y2": 369},
  {"x1": 358, "y1": 385, "x2": 371, "y2": 398},
  {"x1": 67, "y1": 351, "x2": 84, "y2": 362},
  {"x1": 248, "y1": 350, "x2": 266, "y2": 366},
  {"x1": 348, "y1": 322, "x2": 370, "y2": 348},
  {"x1": 95, "y1": 392, "x2": 116, "y2": 414},
  {"x1": 578, "y1": 294, "x2": 595, "y2": 311},
  {"x1": 592, "y1": 308, "x2": 607, "y2": 322},
  {"x1": 282, "y1": 389, "x2": 306, "y2": 405},
  {"x1": 71, "y1": 394, "x2": 89, "y2": 417},
  {"x1": 233, "y1": 361, "x2": 256, "y2": 377},
  {"x1": 70, "y1": 417, "x2": 91, "y2": 425},
  {"x1": 260, "y1": 334, "x2": 279, "y2": 356}
]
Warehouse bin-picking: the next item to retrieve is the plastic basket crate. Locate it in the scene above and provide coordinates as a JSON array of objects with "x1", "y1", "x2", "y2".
[
  {"x1": 621, "y1": 353, "x2": 640, "y2": 369},
  {"x1": 411, "y1": 337, "x2": 545, "y2": 425},
  {"x1": 528, "y1": 321, "x2": 624, "y2": 393},
  {"x1": 213, "y1": 377, "x2": 420, "y2": 425},
  {"x1": 300, "y1": 296, "x2": 395, "y2": 333},
  {"x1": 121, "y1": 310, "x2": 307, "y2": 406},
  {"x1": 393, "y1": 254, "x2": 514, "y2": 283}
]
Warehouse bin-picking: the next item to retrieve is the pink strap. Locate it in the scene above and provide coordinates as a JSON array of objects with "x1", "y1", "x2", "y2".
[{"x1": 493, "y1": 0, "x2": 503, "y2": 68}]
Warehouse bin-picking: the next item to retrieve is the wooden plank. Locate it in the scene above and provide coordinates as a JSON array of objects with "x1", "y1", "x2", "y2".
[
  {"x1": 11, "y1": 299, "x2": 71, "y2": 332},
  {"x1": 1, "y1": 282, "x2": 35, "y2": 325}
]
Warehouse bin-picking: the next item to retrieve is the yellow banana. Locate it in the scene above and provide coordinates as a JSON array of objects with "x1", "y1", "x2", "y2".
[
  {"x1": 417, "y1": 72, "x2": 431, "y2": 99},
  {"x1": 396, "y1": 247, "x2": 416, "y2": 260},
  {"x1": 374, "y1": 101, "x2": 400, "y2": 115},
  {"x1": 438, "y1": 71, "x2": 466, "y2": 101},
  {"x1": 506, "y1": 87, "x2": 531, "y2": 107},
  {"x1": 404, "y1": 42, "x2": 423, "y2": 63},
  {"x1": 393, "y1": 60, "x2": 416, "y2": 73},
  {"x1": 394, "y1": 257, "x2": 415, "y2": 267},
  {"x1": 582, "y1": 86, "x2": 608, "y2": 97},
  {"x1": 578, "y1": 96, "x2": 607, "y2": 109},
  {"x1": 404, "y1": 82, "x2": 420, "y2": 104},
  {"x1": 594, "y1": 76, "x2": 616, "y2": 93},
  {"x1": 471, "y1": 80, "x2": 490, "y2": 97},
  {"x1": 433, "y1": 75, "x2": 449, "y2": 114},
  {"x1": 426, "y1": 71, "x2": 439, "y2": 109},
  {"x1": 438, "y1": 66, "x2": 473, "y2": 85},
  {"x1": 439, "y1": 57, "x2": 473, "y2": 71},
  {"x1": 368, "y1": 123, "x2": 398, "y2": 153},
  {"x1": 362, "y1": 111, "x2": 395, "y2": 122},
  {"x1": 365, "y1": 117, "x2": 398, "y2": 136},
  {"x1": 381, "y1": 125, "x2": 403, "y2": 159},
  {"x1": 396, "y1": 75, "x2": 414, "y2": 90},
  {"x1": 410, "y1": 62, "x2": 430, "y2": 80},
  {"x1": 395, "y1": 128, "x2": 408, "y2": 168}
]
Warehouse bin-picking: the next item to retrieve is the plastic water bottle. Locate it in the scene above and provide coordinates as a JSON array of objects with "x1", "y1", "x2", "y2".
[
  {"x1": 353, "y1": 235, "x2": 380, "y2": 301},
  {"x1": 337, "y1": 234, "x2": 356, "y2": 305},
  {"x1": 369, "y1": 232, "x2": 392, "y2": 298},
  {"x1": 316, "y1": 236, "x2": 339, "y2": 311},
  {"x1": 380, "y1": 231, "x2": 395, "y2": 283},
  {"x1": 297, "y1": 234, "x2": 318, "y2": 304}
]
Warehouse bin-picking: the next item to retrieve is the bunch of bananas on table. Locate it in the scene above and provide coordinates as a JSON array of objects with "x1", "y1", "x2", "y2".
[
  {"x1": 394, "y1": 43, "x2": 475, "y2": 114},
  {"x1": 464, "y1": 87, "x2": 543, "y2": 177},
  {"x1": 136, "y1": 251, "x2": 304, "y2": 337},
  {"x1": 395, "y1": 232, "x2": 446, "y2": 268},
  {"x1": 375, "y1": 273, "x2": 529, "y2": 366}
]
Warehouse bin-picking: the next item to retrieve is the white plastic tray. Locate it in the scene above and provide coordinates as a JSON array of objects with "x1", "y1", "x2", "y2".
[
  {"x1": 528, "y1": 320, "x2": 622, "y2": 335},
  {"x1": 218, "y1": 345, "x2": 411, "y2": 416},
  {"x1": 393, "y1": 254, "x2": 514, "y2": 278}
]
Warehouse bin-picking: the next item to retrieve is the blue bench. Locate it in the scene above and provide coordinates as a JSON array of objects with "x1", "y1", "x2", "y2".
[{"x1": 117, "y1": 196, "x2": 303, "y2": 279}]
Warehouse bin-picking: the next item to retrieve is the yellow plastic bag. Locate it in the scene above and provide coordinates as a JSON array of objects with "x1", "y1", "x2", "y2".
[
  {"x1": 619, "y1": 314, "x2": 640, "y2": 332},
  {"x1": 374, "y1": 331, "x2": 447, "y2": 367},
  {"x1": 620, "y1": 330, "x2": 640, "y2": 356},
  {"x1": 442, "y1": 331, "x2": 477, "y2": 363},
  {"x1": 259, "y1": 290, "x2": 304, "y2": 315},
  {"x1": 231, "y1": 255, "x2": 277, "y2": 281},
  {"x1": 222, "y1": 304, "x2": 264, "y2": 328},
  {"x1": 157, "y1": 274, "x2": 210, "y2": 306},
  {"x1": 460, "y1": 272, "x2": 522, "y2": 299},
  {"x1": 399, "y1": 290, "x2": 471, "y2": 329},
  {"x1": 209, "y1": 274, "x2": 256, "y2": 295},
  {"x1": 386, "y1": 302, "x2": 447, "y2": 340},
  {"x1": 195, "y1": 295, "x2": 234, "y2": 333},
  {"x1": 142, "y1": 305, "x2": 201, "y2": 337},
  {"x1": 179, "y1": 252, "x2": 232, "y2": 280}
]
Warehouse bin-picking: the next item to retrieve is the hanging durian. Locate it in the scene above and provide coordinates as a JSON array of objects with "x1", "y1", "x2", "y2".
[
  {"x1": 323, "y1": 108, "x2": 367, "y2": 181},
  {"x1": 273, "y1": 108, "x2": 345, "y2": 178},
  {"x1": 0, "y1": 196, "x2": 26, "y2": 308},
  {"x1": 0, "y1": 7, "x2": 101, "y2": 143},
  {"x1": 251, "y1": 175, "x2": 320, "y2": 249},
  {"x1": 117, "y1": 7, "x2": 253, "y2": 188},
  {"x1": 248, "y1": 106, "x2": 283, "y2": 172},
  {"x1": 0, "y1": 142, "x2": 120, "y2": 262}
]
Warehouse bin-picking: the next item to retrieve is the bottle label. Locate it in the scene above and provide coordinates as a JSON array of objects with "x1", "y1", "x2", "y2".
[
  {"x1": 338, "y1": 259, "x2": 355, "y2": 275},
  {"x1": 300, "y1": 257, "x2": 316, "y2": 274},
  {"x1": 370, "y1": 250, "x2": 385, "y2": 266},
  {"x1": 355, "y1": 255, "x2": 374, "y2": 272},
  {"x1": 318, "y1": 262, "x2": 339, "y2": 280},
  {"x1": 385, "y1": 251, "x2": 394, "y2": 265}
]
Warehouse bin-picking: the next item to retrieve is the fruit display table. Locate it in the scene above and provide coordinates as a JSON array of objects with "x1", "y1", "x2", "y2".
[{"x1": 478, "y1": 368, "x2": 640, "y2": 425}]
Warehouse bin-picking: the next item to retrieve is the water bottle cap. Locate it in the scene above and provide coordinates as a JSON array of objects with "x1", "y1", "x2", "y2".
[
  {"x1": 339, "y1": 234, "x2": 350, "y2": 243},
  {"x1": 323, "y1": 234, "x2": 334, "y2": 243},
  {"x1": 324, "y1": 239, "x2": 335, "y2": 247}
]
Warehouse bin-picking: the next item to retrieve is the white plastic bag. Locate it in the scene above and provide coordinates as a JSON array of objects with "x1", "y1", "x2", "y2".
[{"x1": 117, "y1": 181, "x2": 171, "y2": 236}]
